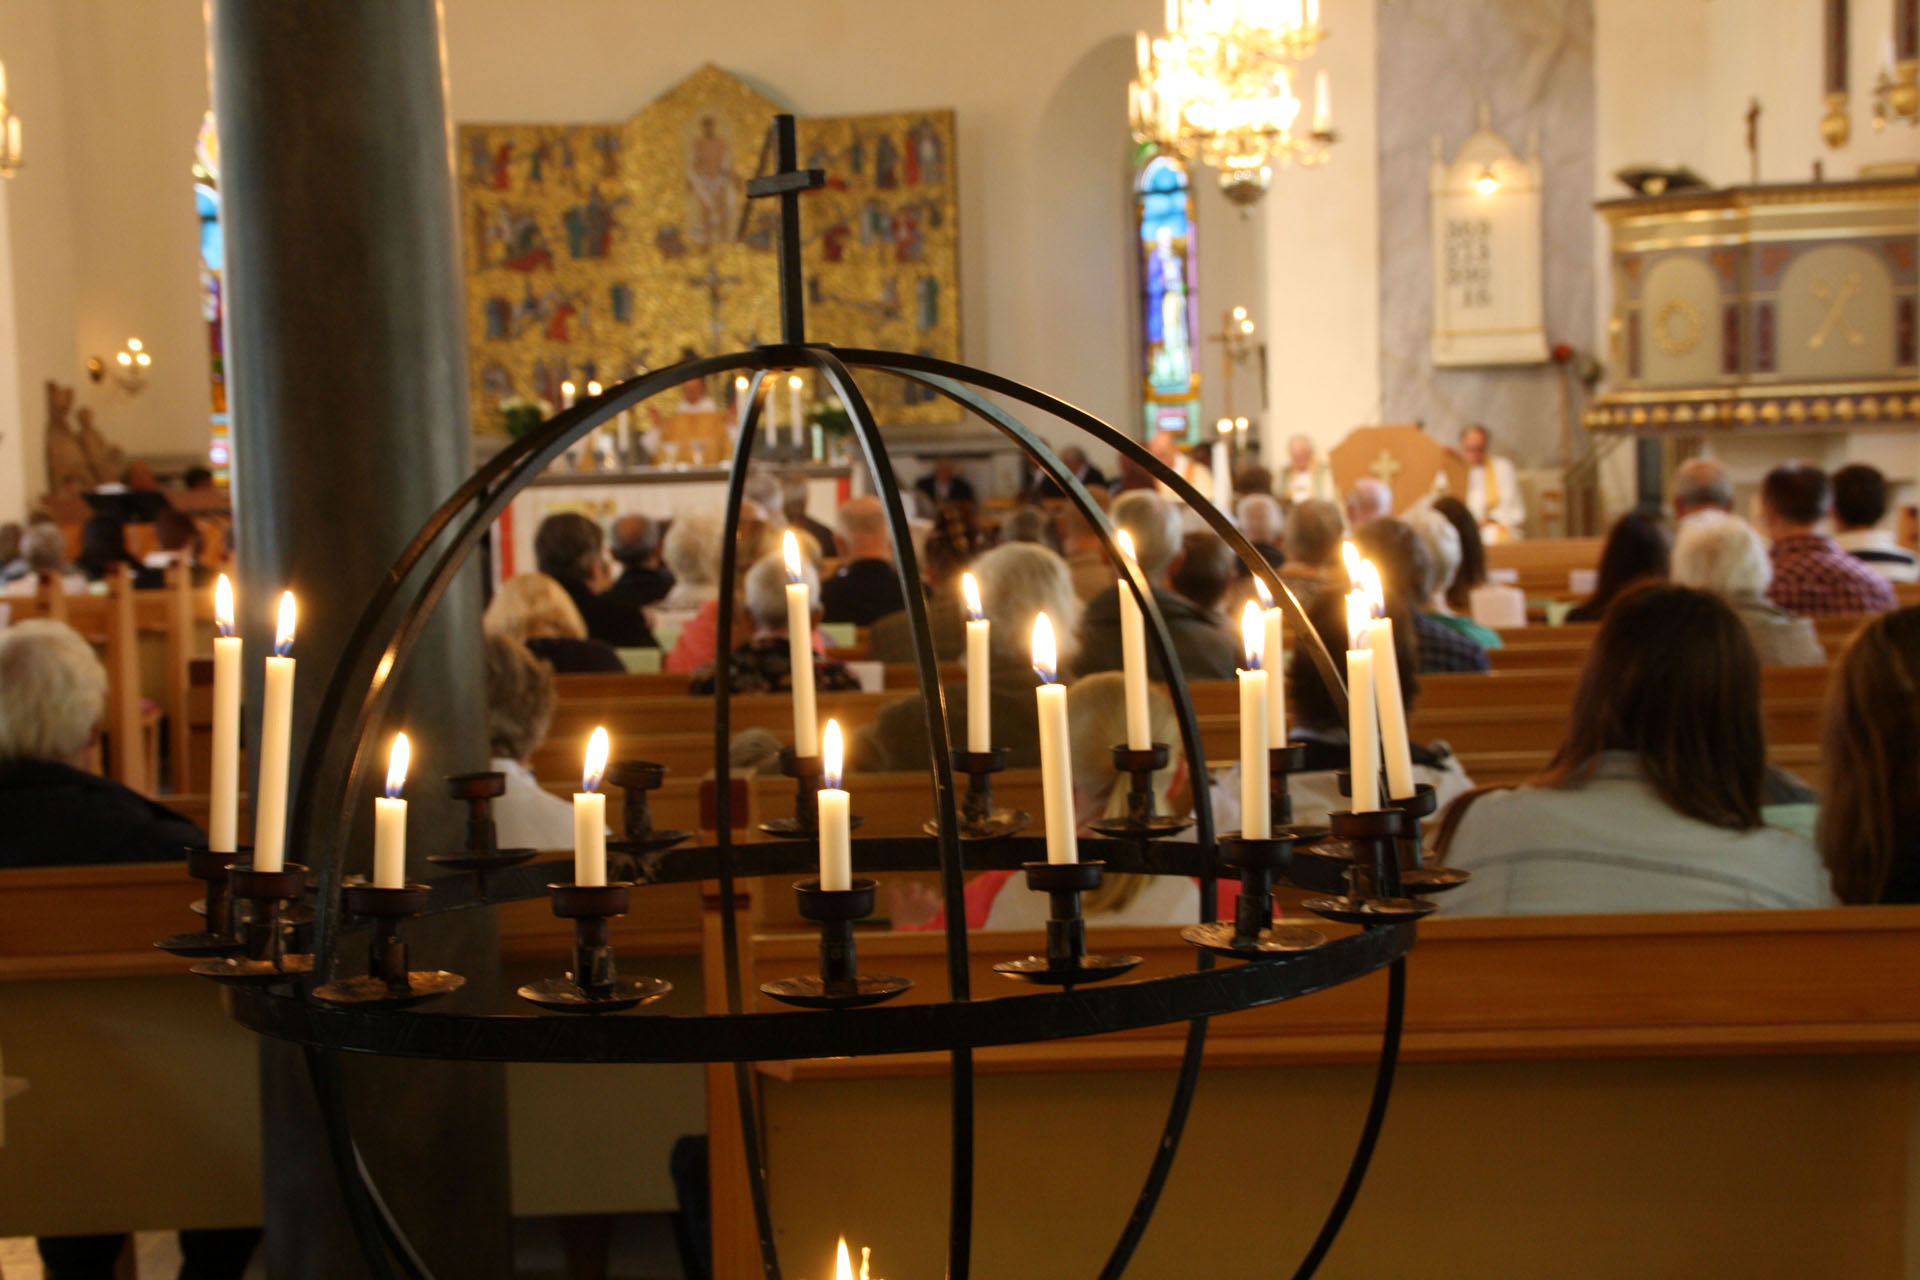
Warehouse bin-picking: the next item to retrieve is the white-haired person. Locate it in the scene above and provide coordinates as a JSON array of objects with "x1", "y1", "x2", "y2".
[
  {"x1": 852, "y1": 541, "x2": 1079, "y2": 772},
  {"x1": 689, "y1": 552, "x2": 863, "y2": 696},
  {"x1": 1671, "y1": 511, "x2": 1825, "y2": 667},
  {"x1": 1405, "y1": 505, "x2": 1501, "y2": 650},
  {"x1": 1344, "y1": 477, "x2": 1392, "y2": 532},
  {"x1": 1281, "y1": 433, "x2": 1334, "y2": 505},
  {"x1": 482, "y1": 572, "x2": 624, "y2": 674},
  {"x1": 1235, "y1": 493, "x2": 1286, "y2": 576},
  {"x1": 1071, "y1": 490, "x2": 1238, "y2": 681},
  {"x1": 3, "y1": 521, "x2": 85, "y2": 598},
  {"x1": 484, "y1": 634, "x2": 583, "y2": 850}
]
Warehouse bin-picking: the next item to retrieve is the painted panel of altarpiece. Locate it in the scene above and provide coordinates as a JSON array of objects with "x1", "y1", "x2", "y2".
[{"x1": 459, "y1": 64, "x2": 960, "y2": 437}]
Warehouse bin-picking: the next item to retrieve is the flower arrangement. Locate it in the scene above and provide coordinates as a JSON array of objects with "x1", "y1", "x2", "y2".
[{"x1": 498, "y1": 396, "x2": 554, "y2": 439}]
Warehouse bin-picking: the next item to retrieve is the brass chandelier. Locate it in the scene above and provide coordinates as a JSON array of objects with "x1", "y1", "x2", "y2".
[{"x1": 1130, "y1": 0, "x2": 1335, "y2": 207}]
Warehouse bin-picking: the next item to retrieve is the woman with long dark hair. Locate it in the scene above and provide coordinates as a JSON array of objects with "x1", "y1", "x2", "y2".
[
  {"x1": 1564, "y1": 510, "x2": 1669, "y2": 623},
  {"x1": 1818, "y1": 608, "x2": 1920, "y2": 903},
  {"x1": 1432, "y1": 495, "x2": 1486, "y2": 613},
  {"x1": 1435, "y1": 582, "x2": 1829, "y2": 914}
]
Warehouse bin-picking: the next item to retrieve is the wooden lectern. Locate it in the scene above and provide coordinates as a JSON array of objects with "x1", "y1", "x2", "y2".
[{"x1": 1328, "y1": 425, "x2": 1467, "y2": 515}]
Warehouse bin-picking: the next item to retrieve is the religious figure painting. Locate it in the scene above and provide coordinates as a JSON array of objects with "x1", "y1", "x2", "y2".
[{"x1": 459, "y1": 64, "x2": 961, "y2": 436}]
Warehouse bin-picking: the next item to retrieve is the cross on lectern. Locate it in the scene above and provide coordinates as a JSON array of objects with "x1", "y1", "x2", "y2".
[
  {"x1": 745, "y1": 114, "x2": 826, "y2": 345},
  {"x1": 1367, "y1": 449, "x2": 1403, "y2": 482}
]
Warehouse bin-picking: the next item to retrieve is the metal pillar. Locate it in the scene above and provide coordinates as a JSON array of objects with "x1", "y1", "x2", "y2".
[{"x1": 209, "y1": 1, "x2": 510, "y2": 1275}]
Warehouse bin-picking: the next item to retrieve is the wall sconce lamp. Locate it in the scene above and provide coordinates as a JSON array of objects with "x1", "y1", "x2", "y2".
[
  {"x1": 1474, "y1": 165, "x2": 1499, "y2": 196},
  {"x1": 87, "y1": 338, "x2": 152, "y2": 394}
]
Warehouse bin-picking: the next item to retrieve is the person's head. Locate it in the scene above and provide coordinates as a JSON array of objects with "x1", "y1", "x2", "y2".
[
  {"x1": 1671, "y1": 456, "x2": 1734, "y2": 521},
  {"x1": 123, "y1": 461, "x2": 158, "y2": 492},
  {"x1": 1232, "y1": 464, "x2": 1273, "y2": 498},
  {"x1": 609, "y1": 514, "x2": 661, "y2": 568},
  {"x1": 1583, "y1": 511, "x2": 1670, "y2": 612},
  {"x1": 1169, "y1": 531, "x2": 1236, "y2": 615},
  {"x1": 1819, "y1": 607, "x2": 1920, "y2": 902},
  {"x1": 836, "y1": 496, "x2": 892, "y2": 561},
  {"x1": 780, "y1": 474, "x2": 811, "y2": 519},
  {"x1": 22, "y1": 522, "x2": 66, "y2": 576},
  {"x1": 533, "y1": 511, "x2": 606, "y2": 587},
  {"x1": 483, "y1": 573, "x2": 589, "y2": 644},
  {"x1": 923, "y1": 503, "x2": 984, "y2": 585},
  {"x1": 970, "y1": 541, "x2": 1079, "y2": 664},
  {"x1": 1670, "y1": 511, "x2": 1771, "y2": 601},
  {"x1": 743, "y1": 551, "x2": 815, "y2": 633},
  {"x1": 153, "y1": 508, "x2": 201, "y2": 557},
  {"x1": 1352, "y1": 518, "x2": 1431, "y2": 610},
  {"x1": 1237, "y1": 493, "x2": 1283, "y2": 547},
  {"x1": 0, "y1": 620, "x2": 107, "y2": 766},
  {"x1": 183, "y1": 465, "x2": 214, "y2": 490},
  {"x1": 1111, "y1": 490, "x2": 1180, "y2": 580},
  {"x1": 1831, "y1": 463, "x2": 1891, "y2": 533},
  {"x1": 1431, "y1": 496, "x2": 1485, "y2": 610},
  {"x1": 743, "y1": 469, "x2": 783, "y2": 517},
  {"x1": 1060, "y1": 445, "x2": 1090, "y2": 475},
  {"x1": 1403, "y1": 506, "x2": 1462, "y2": 606},
  {"x1": 1284, "y1": 498, "x2": 1344, "y2": 570},
  {"x1": 1344, "y1": 477, "x2": 1392, "y2": 529},
  {"x1": 931, "y1": 458, "x2": 957, "y2": 484},
  {"x1": 1287, "y1": 433, "x2": 1314, "y2": 470},
  {"x1": 1000, "y1": 505, "x2": 1060, "y2": 552},
  {"x1": 0, "y1": 521, "x2": 21, "y2": 564},
  {"x1": 1459, "y1": 424, "x2": 1489, "y2": 466},
  {"x1": 484, "y1": 635, "x2": 556, "y2": 764},
  {"x1": 1537, "y1": 582, "x2": 1765, "y2": 830},
  {"x1": 1759, "y1": 462, "x2": 1828, "y2": 538},
  {"x1": 1287, "y1": 589, "x2": 1417, "y2": 733},
  {"x1": 77, "y1": 516, "x2": 132, "y2": 577},
  {"x1": 662, "y1": 512, "x2": 724, "y2": 593},
  {"x1": 1147, "y1": 430, "x2": 1183, "y2": 467}
]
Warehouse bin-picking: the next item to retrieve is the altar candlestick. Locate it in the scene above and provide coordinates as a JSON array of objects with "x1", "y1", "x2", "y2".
[
  {"x1": 735, "y1": 375, "x2": 751, "y2": 432},
  {"x1": 783, "y1": 531, "x2": 820, "y2": 755},
  {"x1": 1032, "y1": 613, "x2": 1077, "y2": 865},
  {"x1": 574, "y1": 727, "x2": 609, "y2": 888},
  {"x1": 560, "y1": 379, "x2": 577, "y2": 410},
  {"x1": 787, "y1": 373, "x2": 804, "y2": 449},
  {"x1": 253, "y1": 592, "x2": 298, "y2": 874},
  {"x1": 818, "y1": 720, "x2": 852, "y2": 891},
  {"x1": 210, "y1": 575, "x2": 241, "y2": 853},
  {"x1": 1116, "y1": 530, "x2": 1152, "y2": 750},
  {"x1": 1356, "y1": 558, "x2": 1416, "y2": 800},
  {"x1": 962, "y1": 572, "x2": 990, "y2": 751},
  {"x1": 1212, "y1": 420, "x2": 1233, "y2": 508},
  {"x1": 1253, "y1": 577, "x2": 1286, "y2": 747},
  {"x1": 373, "y1": 732, "x2": 410, "y2": 889},
  {"x1": 1345, "y1": 589, "x2": 1380, "y2": 813},
  {"x1": 1238, "y1": 602, "x2": 1271, "y2": 839}
]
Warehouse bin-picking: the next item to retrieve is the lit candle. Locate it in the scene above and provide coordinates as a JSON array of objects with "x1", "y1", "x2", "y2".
[
  {"x1": 560, "y1": 379, "x2": 577, "y2": 409},
  {"x1": 373, "y1": 732, "x2": 409, "y2": 889},
  {"x1": 574, "y1": 727, "x2": 609, "y2": 887},
  {"x1": 783, "y1": 531, "x2": 820, "y2": 755},
  {"x1": 1345, "y1": 588, "x2": 1380, "y2": 813},
  {"x1": 1212, "y1": 419, "x2": 1233, "y2": 508},
  {"x1": 1358, "y1": 558, "x2": 1416, "y2": 800},
  {"x1": 962, "y1": 572, "x2": 990, "y2": 752},
  {"x1": 835, "y1": 1238, "x2": 855, "y2": 1280},
  {"x1": 818, "y1": 720, "x2": 851, "y2": 891},
  {"x1": 1238, "y1": 601, "x2": 1271, "y2": 839},
  {"x1": 253, "y1": 591, "x2": 298, "y2": 874},
  {"x1": 1115, "y1": 530, "x2": 1152, "y2": 750},
  {"x1": 735, "y1": 374, "x2": 752, "y2": 432},
  {"x1": 1253, "y1": 577, "x2": 1286, "y2": 747},
  {"x1": 787, "y1": 372, "x2": 804, "y2": 448},
  {"x1": 209, "y1": 575, "x2": 241, "y2": 853},
  {"x1": 1032, "y1": 613, "x2": 1077, "y2": 865}
]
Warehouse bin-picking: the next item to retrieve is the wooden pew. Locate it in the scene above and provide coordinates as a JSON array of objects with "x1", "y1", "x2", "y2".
[{"x1": 1484, "y1": 537, "x2": 1605, "y2": 597}]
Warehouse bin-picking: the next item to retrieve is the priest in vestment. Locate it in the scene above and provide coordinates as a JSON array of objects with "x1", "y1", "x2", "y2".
[
  {"x1": 1452, "y1": 423, "x2": 1523, "y2": 543},
  {"x1": 1148, "y1": 429, "x2": 1212, "y2": 504},
  {"x1": 1280, "y1": 433, "x2": 1334, "y2": 506}
]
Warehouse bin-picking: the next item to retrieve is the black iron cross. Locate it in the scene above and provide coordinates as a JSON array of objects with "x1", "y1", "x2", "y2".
[{"x1": 746, "y1": 114, "x2": 826, "y2": 346}]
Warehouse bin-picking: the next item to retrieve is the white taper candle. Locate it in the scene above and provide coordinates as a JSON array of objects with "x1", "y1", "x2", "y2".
[
  {"x1": 818, "y1": 719, "x2": 852, "y2": 891},
  {"x1": 574, "y1": 727, "x2": 609, "y2": 887},
  {"x1": 962, "y1": 573, "x2": 990, "y2": 753},
  {"x1": 782, "y1": 531, "x2": 820, "y2": 755},
  {"x1": 209, "y1": 575, "x2": 241, "y2": 853},
  {"x1": 1116, "y1": 530, "x2": 1152, "y2": 751},
  {"x1": 252, "y1": 591, "x2": 298, "y2": 874},
  {"x1": 372, "y1": 732, "x2": 409, "y2": 889},
  {"x1": 1238, "y1": 602, "x2": 1271, "y2": 839},
  {"x1": 1032, "y1": 613, "x2": 1078, "y2": 865},
  {"x1": 1345, "y1": 590, "x2": 1381, "y2": 813}
]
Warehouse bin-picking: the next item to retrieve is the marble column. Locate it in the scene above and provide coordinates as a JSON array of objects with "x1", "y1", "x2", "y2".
[{"x1": 209, "y1": 1, "x2": 510, "y2": 1275}]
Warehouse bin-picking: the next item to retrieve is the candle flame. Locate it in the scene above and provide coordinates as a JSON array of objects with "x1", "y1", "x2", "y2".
[
  {"x1": 1116, "y1": 529, "x2": 1137, "y2": 564},
  {"x1": 1253, "y1": 575, "x2": 1274, "y2": 609},
  {"x1": 787, "y1": 373, "x2": 803, "y2": 391},
  {"x1": 1340, "y1": 540, "x2": 1363, "y2": 582},
  {"x1": 735, "y1": 374, "x2": 749, "y2": 391},
  {"x1": 385, "y1": 731, "x2": 410, "y2": 799},
  {"x1": 1358, "y1": 558, "x2": 1386, "y2": 616},
  {"x1": 1031, "y1": 611, "x2": 1058, "y2": 684},
  {"x1": 561, "y1": 379, "x2": 576, "y2": 397},
  {"x1": 274, "y1": 591, "x2": 297, "y2": 656},
  {"x1": 834, "y1": 1238, "x2": 854, "y2": 1280},
  {"x1": 1346, "y1": 589, "x2": 1372, "y2": 652},
  {"x1": 214, "y1": 573, "x2": 235, "y2": 636},
  {"x1": 1241, "y1": 599, "x2": 1264, "y2": 670},
  {"x1": 961, "y1": 571, "x2": 983, "y2": 621},
  {"x1": 1217, "y1": 417, "x2": 1233, "y2": 437},
  {"x1": 1235, "y1": 416, "x2": 1249, "y2": 432},
  {"x1": 581, "y1": 726, "x2": 609, "y2": 793},
  {"x1": 782, "y1": 528, "x2": 804, "y2": 583},
  {"x1": 822, "y1": 719, "x2": 844, "y2": 790},
  {"x1": 586, "y1": 380, "x2": 603, "y2": 397}
]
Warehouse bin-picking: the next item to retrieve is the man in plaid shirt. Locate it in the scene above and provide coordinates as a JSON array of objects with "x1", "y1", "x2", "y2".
[{"x1": 1761, "y1": 463, "x2": 1896, "y2": 617}]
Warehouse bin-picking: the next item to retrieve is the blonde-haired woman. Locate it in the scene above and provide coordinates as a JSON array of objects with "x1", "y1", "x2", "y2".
[{"x1": 483, "y1": 573, "x2": 623, "y2": 673}]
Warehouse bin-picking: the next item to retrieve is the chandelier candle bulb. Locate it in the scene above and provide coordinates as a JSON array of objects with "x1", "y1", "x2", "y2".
[
  {"x1": 253, "y1": 591, "x2": 298, "y2": 874},
  {"x1": 817, "y1": 720, "x2": 852, "y2": 892},
  {"x1": 1345, "y1": 589, "x2": 1380, "y2": 814},
  {"x1": 1254, "y1": 578, "x2": 1286, "y2": 746},
  {"x1": 574, "y1": 727, "x2": 610, "y2": 888},
  {"x1": 373, "y1": 733, "x2": 410, "y2": 890},
  {"x1": 783, "y1": 531, "x2": 820, "y2": 755},
  {"x1": 962, "y1": 572, "x2": 990, "y2": 752},
  {"x1": 1115, "y1": 530, "x2": 1152, "y2": 750},
  {"x1": 1357, "y1": 559, "x2": 1416, "y2": 800},
  {"x1": 1238, "y1": 602, "x2": 1271, "y2": 839},
  {"x1": 209, "y1": 575, "x2": 241, "y2": 853},
  {"x1": 1032, "y1": 613, "x2": 1077, "y2": 865}
]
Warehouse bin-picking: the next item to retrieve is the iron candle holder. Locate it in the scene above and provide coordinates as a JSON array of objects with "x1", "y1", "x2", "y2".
[
  {"x1": 1389, "y1": 783, "x2": 1469, "y2": 897},
  {"x1": 605, "y1": 758, "x2": 694, "y2": 855},
  {"x1": 156, "y1": 845, "x2": 251, "y2": 956},
  {"x1": 992, "y1": 861, "x2": 1143, "y2": 985},
  {"x1": 1182, "y1": 832, "x2": 1326, "y2": 959},
  {"x1": 1302, "y1": 806, "x2": 1438, "y2": 926},
  {"x1": 1266, "y1": 742, "x2": 1320, "y2": 835},
  {"x1": 923, "y1": 747, "x2": 1030, "y2": 840},
  {"x1": 516, "y1": 882, "x2": 672, "y2": 1013},
  {"x1": 427, "y1": 772, "x2": 537, "y2": 893},
  {"x1": 189, "y1": 862, "x2": 316, "y2": 984},
  {"x1": 312, "y1": 883, "x2": 465, "y2": 1008},
  {"x1": 761, "y1": 878, "x2": 913, "y2": 1009},
  {"x1": 1086, "y1": 744, "x2": 1192, "y2": 840}
]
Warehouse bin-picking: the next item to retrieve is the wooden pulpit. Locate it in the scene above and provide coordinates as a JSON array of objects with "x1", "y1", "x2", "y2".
[{"x1": 1328, "y1": 425, "x2": 1468, "y2": 515}]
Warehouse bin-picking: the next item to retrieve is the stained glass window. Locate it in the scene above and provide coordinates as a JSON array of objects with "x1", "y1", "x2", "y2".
[
  {"x1": 1135, "y1": 146, "x2": 1199, "y2": 441},
  {"x1": 194, "y1": 112, "x2": 229, "y2": 483}
]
